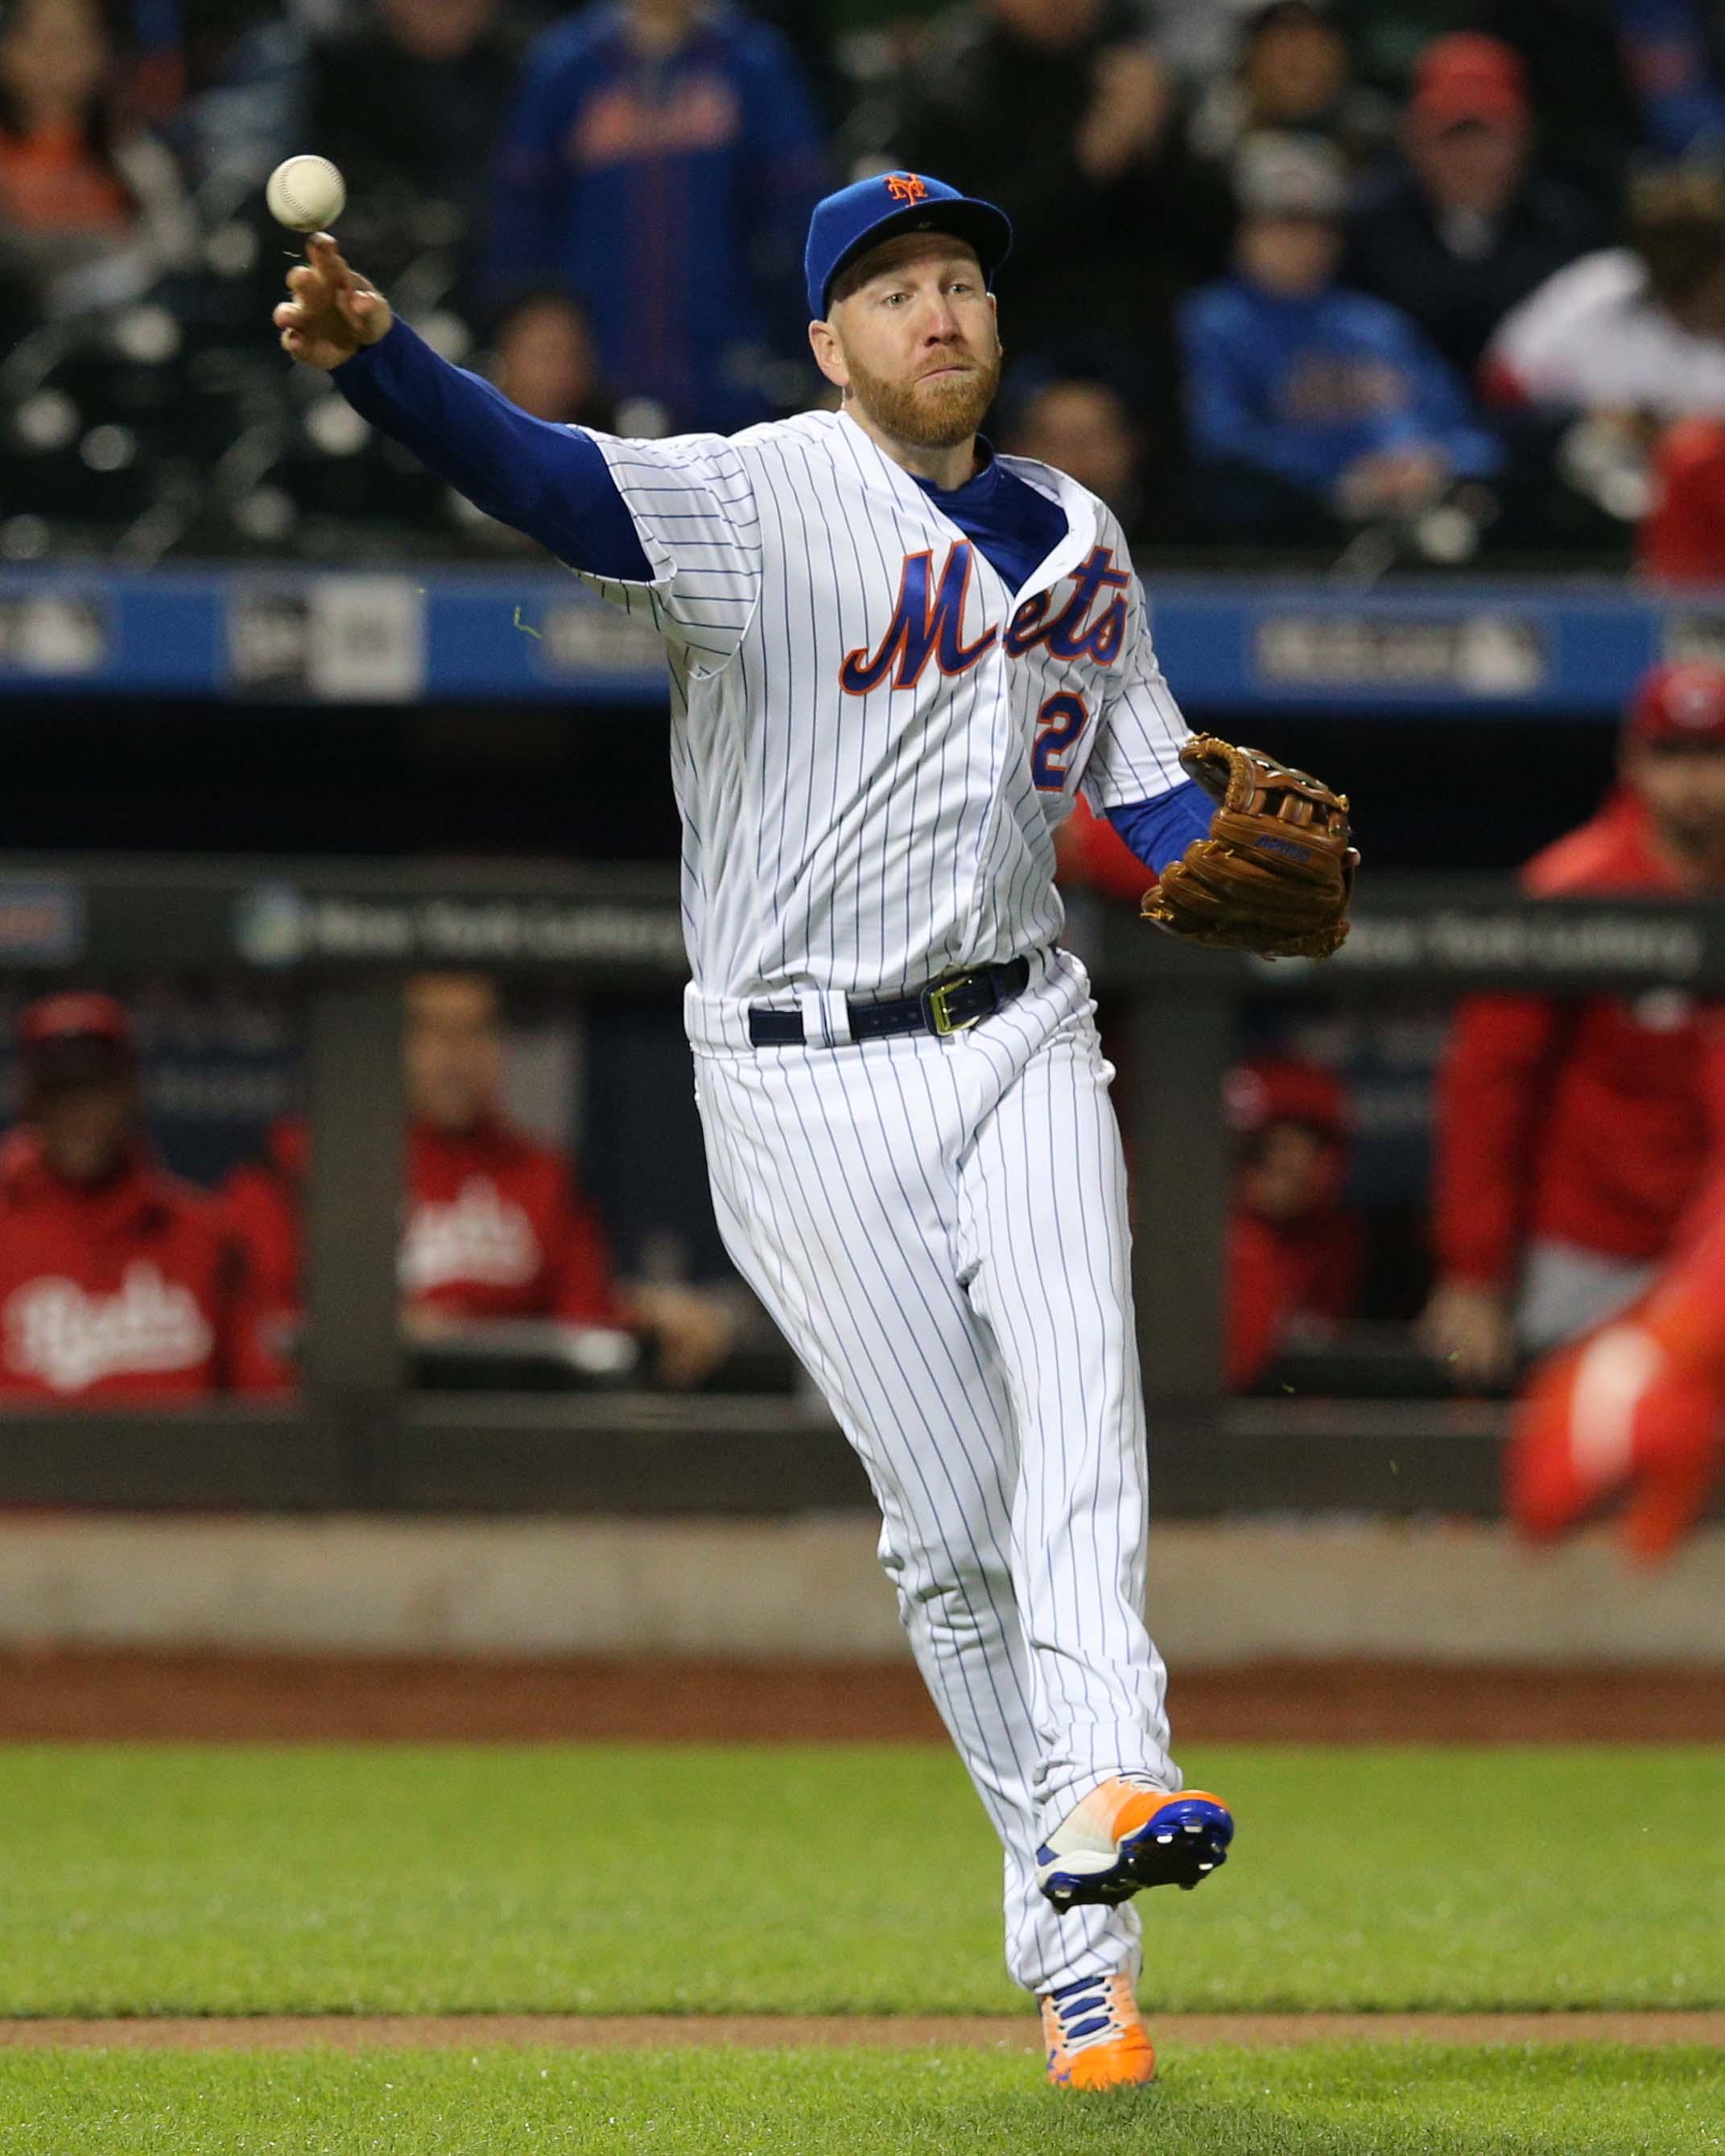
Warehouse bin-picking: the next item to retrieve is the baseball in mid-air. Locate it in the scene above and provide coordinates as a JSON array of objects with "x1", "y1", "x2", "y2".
[{"x1": 266, "y1": 155, "x2": 346, "y2": 233}]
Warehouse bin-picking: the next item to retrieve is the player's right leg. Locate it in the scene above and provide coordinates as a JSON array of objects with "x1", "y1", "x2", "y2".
[{"x1": 691, "y1": 1038, "x2": 1145, "y2": 2005}]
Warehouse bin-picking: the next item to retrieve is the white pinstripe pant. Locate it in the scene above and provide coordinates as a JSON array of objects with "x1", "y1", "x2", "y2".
[{"x1": 691, "y1": 951, "x2": 1180, "y2": 1995}]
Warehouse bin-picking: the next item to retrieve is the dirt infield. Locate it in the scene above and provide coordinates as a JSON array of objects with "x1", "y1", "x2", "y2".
[
  {"x1": 2, "y1": 1649, "x2": 1723, "y2": 1742},
  {"x1": 2, "y1": 2013, "x2": 1721, "y2": 2052}
]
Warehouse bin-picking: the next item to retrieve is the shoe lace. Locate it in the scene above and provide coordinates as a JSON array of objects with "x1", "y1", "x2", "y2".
[{"x1": 1045, "y1": 1972, "x2": 1133, "y2": 2055}]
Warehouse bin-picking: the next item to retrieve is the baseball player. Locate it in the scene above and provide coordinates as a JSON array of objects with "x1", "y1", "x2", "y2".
[
  {"x1": 273, "y1": 170, "x2": 1352, "y2": 2090},
  {"x1": 1423, "y1": 662, "x2": 1725, "y2": 1390},
  {"x1": 0, "y1": 993, "x2": 278, "y2": 1402}
]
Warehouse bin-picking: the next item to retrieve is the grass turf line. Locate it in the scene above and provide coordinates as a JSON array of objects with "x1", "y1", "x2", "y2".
[
  {"x1": 0, "y1": 1744, "x2": 1719, "y2": 2016},
  {"x1": 1, "y1": 2045, "x2": 1721, "y2": 2156}
]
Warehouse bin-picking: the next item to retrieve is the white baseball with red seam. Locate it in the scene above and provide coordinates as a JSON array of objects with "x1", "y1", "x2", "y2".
[{"x1": 266, "y1": 156, "x2": 346, "y2": 233}]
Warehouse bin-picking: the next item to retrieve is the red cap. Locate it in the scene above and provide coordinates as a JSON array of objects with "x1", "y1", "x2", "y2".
[
  {"x1": 1224, "y1": 1058, "x2": 1350, "y2": 1141},
  {"x1": 19, "y1": 991, "x2": 135, "y2": 1088},
  {"x1": 1626, "y1": 661, "x2": 1725, "y2": 746},
  {"x1": 1410, "y1": 33, "x2": 1527, "y2": 128}
]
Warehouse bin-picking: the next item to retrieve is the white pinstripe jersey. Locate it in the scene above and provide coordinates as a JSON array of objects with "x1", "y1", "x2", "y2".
[{"x1": 581, "y1": 407, "x2": 1192, "y2": 1004}]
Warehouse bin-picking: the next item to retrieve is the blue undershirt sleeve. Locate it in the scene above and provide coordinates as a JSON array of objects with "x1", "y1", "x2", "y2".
[
  {"x1": 1106, "y1": 779, "x2": 1213, "y2": 875},
  {"x1": 332, "y1": 319, "x2": 654, "y2": 581}
]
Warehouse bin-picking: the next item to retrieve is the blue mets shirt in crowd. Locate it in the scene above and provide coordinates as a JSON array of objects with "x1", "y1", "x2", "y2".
[
  {"x1": 1178, "y1": 274, "x2": 1503, "y2": 502},
  {"x1": 490, "y1": 1, "x2": 826, "y2": 434}
]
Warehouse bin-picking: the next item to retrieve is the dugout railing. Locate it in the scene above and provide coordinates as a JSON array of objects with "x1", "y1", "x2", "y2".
[{"x1": 0, "y1": 857, "x2": 1719, "y2": 1518}]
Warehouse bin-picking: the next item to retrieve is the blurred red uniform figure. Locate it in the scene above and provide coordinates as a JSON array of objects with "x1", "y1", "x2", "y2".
[
  {"x1": 0, "y1": 993, "x2": 276, "y2": 1402},
  {"x1": 218, "y1": 1114, "x2": 304, "y2": 1353},
  {"x1": 1508, "y1": 1178, "x2": 1725, "y2": 1561},
  {"x1": 1054, "y1": 795, "x2": 1154, "y2": 907},
  {"x1": 225, "y1": 973, "x2": 733, "y2": 1384},
  {"x1": 1640, "y1": 418, "x2": 1725, "y2": 583},
  {"x1": 402, "y1": 1119, "x2": 623, "y2": 1328},
  {"x1": 1224, "y1": 1058, "x2": 1364, "y2": 1392},
  {"x1": 223, "y1": 1112, "x2": 625, "y2": 1331},
  {"x1": 1422, "y1": 663, "x2": 1725, "y2": 1388}
]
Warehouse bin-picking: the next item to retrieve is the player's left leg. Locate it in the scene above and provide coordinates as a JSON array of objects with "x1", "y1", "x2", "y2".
[{"x1": 952, "y1": 993, "x2": 1231, "y2": 1895}]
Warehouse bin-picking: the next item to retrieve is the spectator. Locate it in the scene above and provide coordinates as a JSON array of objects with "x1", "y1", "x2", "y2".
[
  {"x1": 489, "y1": 290, "x2": 611, "y2": 424},
  {"x1": 489, "y1": 0, "x2": 826, "y2": 435},
  {"x1": 1344, "y1": 34, "x2": 1598, "y2": 380},
  {"x1": 1003, "y1": 363, "x2": 1158, "y2": 543},
  {"x1": 1615, "y1": 0, "x2": 1725, "y2": 157},
  {"x1": 1312, "y1": 7, "x2": 1639, "y2": 220},
  {"x1": 1421, "y1": 663, "x2": 1725, "y2": 1390},
  {"x1": 1484, "y1": 169, "x2": 1725, "y2": 538},
  {"x1": 0, "y1": 993, "x2": 275, "y2": 1402},
  {"x1": 1179, "y1": 132, "x2": 1501, "y2": 540},
  {"x1": 1187, "y1": 1, "x2": 1394, "y2": 171},
  {"x1": 0, "y1": 0, "x2": 194, "y2": 314},
  {"x1": 394, "y1": 972, "x2": 628, "y2": 1336},
  {"x1": 872, "y1": 0, "x2": 1231, "y2": 459},
  {"x1": 1485, "y1": 167, "x2": 1725, "y2": 422},
  {"x1": 225, "y1": 973, "x2": 737, "y2": 1387},
  {"x1": 1224, "y1": 1058, "x2": 1364, "y2": 1391}
]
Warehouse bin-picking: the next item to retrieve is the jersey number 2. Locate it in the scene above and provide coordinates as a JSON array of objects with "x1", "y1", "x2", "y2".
[{"x1": 1031, "y1": 691, "x2": 1089, "y2": 792}]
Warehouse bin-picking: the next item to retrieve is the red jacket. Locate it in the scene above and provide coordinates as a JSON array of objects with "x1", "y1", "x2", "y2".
[
  {"x1": 1227, "y1": 1208, "x2": 1364, "y2": 1391},
  {"x1": 1055, "y1": 796, "x2": 1155, "y2": 905},
  {"x1": 400, "y1": 1117, "x2": 625, "y2": 1325},
  {"x1": 0, "y1": 1129, "x2": 275, "y2": 1402},
  {"x1": 1640, "y1": 419, "x2": 1725, "y2": 584},
  {"x1": 1434, "y1": 795, "x2": 1722, "y2": 1284},
  {"x1": 223, "y1": 1114, "x2": 628, "y2": 1337}
]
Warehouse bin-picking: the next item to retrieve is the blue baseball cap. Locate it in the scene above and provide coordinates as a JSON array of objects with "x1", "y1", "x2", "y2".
[{"x1": 805, "y1": 171, "x2": 1013, "y2": 321}]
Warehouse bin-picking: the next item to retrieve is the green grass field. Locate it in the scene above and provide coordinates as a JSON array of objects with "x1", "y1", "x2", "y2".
[
  {"x1": 2, "y1": 1743, "x2": 1719, "y2": 2016},
  {"x1": 4, "y1": 2047, "x2": 1722, "y2": 2156},
  {"x1": 2, "y1": 1740, "x2": 1721, "y2": 2152}
]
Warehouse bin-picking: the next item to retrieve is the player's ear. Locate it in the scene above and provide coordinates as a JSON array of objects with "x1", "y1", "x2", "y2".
[{"x1": 809, "y1": 316, "x2": 849, "y2": 394}]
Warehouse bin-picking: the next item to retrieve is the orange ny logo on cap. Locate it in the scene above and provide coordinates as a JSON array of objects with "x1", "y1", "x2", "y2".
[{"x1": 885, "y1": 173, "x2": 930, "y2": 204}]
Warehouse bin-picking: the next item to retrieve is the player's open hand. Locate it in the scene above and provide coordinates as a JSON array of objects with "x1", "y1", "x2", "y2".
[{"x1": 273, "y1": 233, "x2": 392, "y2": 370}]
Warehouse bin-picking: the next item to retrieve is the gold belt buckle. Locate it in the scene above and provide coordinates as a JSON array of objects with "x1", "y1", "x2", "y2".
[{"x1": 926, "y1": 973, "x2": 980, "y2": 1036}]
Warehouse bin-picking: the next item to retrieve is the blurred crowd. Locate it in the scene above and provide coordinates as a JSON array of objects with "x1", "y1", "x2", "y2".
[{"x1": 9, "y1": 0, "x2": 1725, "y2": 568}]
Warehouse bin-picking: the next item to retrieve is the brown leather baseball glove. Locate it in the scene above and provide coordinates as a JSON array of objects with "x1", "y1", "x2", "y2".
[{"x1": 1141, "y1": 736, "x2": 1355, "y2": 960}]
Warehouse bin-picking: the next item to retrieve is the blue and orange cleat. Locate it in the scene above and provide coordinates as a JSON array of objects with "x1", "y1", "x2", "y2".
[
  {"x1": 1036, "y1": 1775, "x2": 1234, "y2": 1912},
  {"x1": 1040, "y1": 1970, "x2": 1157, "y2": 2090}
]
